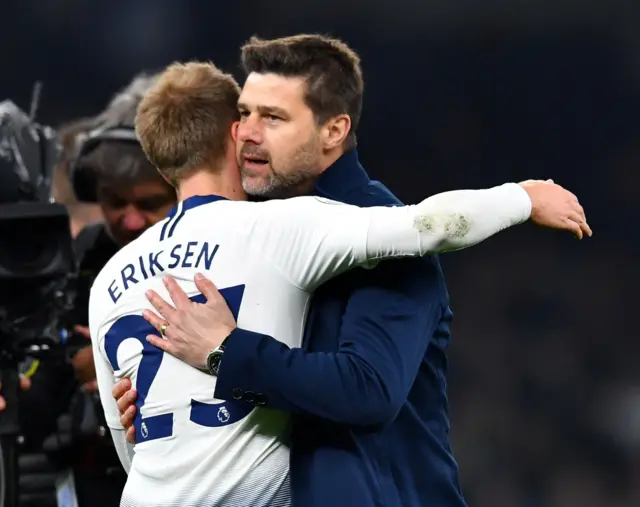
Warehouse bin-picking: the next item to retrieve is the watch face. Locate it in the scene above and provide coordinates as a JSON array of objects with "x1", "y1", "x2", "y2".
[{"x1": 208, "y1": 350, "x2": 224, "y2": 374}]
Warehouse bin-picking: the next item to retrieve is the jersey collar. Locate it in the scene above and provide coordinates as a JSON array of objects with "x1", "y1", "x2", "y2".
[
  {"x1": 166, "y1": 194, "x2": 228, "y2": 219},
  {"x1": 313, "y1": 149, "x2": 370, "y2": 200}
]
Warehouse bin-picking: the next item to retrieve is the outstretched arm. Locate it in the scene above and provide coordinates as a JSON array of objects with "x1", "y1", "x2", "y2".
[
  {"x1": 255, "y1": 180, "x2": 590, "y2": 290},
  {"x1": 138, "y1": 180, "x2": 589, "y2": 374}
]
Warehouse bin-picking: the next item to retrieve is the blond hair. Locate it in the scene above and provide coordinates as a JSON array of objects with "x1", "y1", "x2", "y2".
[{"x1": 135, "y1": 62, "x2": 241, "y2": 184}]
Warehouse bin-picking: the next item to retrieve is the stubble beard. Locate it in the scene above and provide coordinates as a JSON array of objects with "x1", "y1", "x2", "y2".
[{"x1": 241, "y1": 138, "x2": 321, "y2": 199}]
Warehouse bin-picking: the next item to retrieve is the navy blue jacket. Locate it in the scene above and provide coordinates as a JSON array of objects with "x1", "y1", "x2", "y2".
[{"x1": 215, "y1": 150, "x2": 467, "y2": 507}]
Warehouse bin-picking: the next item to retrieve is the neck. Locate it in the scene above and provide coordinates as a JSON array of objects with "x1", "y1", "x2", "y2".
[{"x1": 177, "y1": 165, "x2": 246, "y2": 203}]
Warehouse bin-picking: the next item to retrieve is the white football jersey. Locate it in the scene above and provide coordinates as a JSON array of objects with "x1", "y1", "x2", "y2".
[{"x1": 89, "y1": 186, "x2": 531, "y2": 507}]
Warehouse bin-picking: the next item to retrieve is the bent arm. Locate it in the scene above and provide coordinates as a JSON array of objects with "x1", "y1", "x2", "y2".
[{"x1": 214, "y1": 258, "x2": 442, "y2": 427}]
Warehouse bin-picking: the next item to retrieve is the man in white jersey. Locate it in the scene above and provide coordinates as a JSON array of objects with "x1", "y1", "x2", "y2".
[{"x1": 89, "y1": 62, "x2": 589, "y2": 507}]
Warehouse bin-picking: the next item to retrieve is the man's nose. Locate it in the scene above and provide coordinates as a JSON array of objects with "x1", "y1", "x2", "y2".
[
  {"x1": 121, "y1": 207, "x2": 147, "y2": 232},
  {"x1": 237, "y1": 117, "x2": 262, "y2": 144}
]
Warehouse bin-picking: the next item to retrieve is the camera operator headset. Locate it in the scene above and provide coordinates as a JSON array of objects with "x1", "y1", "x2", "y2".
[
  {"x1": 50, "y1": 119, "x2": 103, "y2": 240},
  {"x1": 18, "y1": 72, "x2": 176, "y2": 507}
]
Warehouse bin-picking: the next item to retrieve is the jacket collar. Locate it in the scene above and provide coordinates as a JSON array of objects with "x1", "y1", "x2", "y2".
[{"x1": 313, "y1": 149, "x2": 370, "y2": 199}]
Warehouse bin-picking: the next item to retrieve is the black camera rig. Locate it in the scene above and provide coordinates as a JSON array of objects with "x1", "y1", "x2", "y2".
[{"x1": 0, "y1": 91, "x2": 76, "y2": 507}]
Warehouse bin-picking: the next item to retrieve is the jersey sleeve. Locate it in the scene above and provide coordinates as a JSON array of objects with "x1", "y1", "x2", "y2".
[
  {"x1": 110, "y1": 428, "x2": 134, "y2": 474},
  {"x1": 364, "y1": 182, "x2": 531, "y2": 260},
  {"x1": 253, "y1": 196, "x2": 371, "y2": 290},
  {"x1": 89, "y1": 289, "x2": 122, "y2": 430},
  {"x1": 255, "y1": 183, "x2": 531, "y2": 291}
]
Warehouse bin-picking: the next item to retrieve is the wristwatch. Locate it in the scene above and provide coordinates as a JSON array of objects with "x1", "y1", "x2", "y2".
[{"x1": 205, "y1": 338, "x2": 228, "y2": 376}]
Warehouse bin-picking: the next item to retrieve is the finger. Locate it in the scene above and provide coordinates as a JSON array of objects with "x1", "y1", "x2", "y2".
[
  {"x1": 146, "y1": 334, "x2": 172, "y2": 353},
  {"x1": 142, "y1": 309, "x2": 168, "y2": 335},
  {"x1": 112, "y1": 378, "x2": 131, "y2": 400},
  {"x1": 563, "y1": 217, "x2": 583, "y2": 239},
  {"x1": 567, "y1": 210, "x2": 585, "y2": 225},
  {"x1": 580, "y1": 220, "x2": 593, "y2": 237},
  {"x1": 126, "y1": 425, "x2": 136, "y2": 444},
  {"x1": 120, "y1": 405, "x2": 137, "y2": 429},
  {"x1": 117, "y1": 389, "x2": 137, "y2": 415},
  {"x1": 194, "y1": 273, "x2": 221, "y2": 303},
  {"x1": 0, "y1": 396, "x2": 5, "y2": 412},
  {"x1": 19, "y1": 375, "x2": 31, "y2": 391},
  {"x1": 74, "y1": 325, "x2": 91, "y2": 339},
  {"x1": 163, "y1": 276, "x2": 191, "y2": 310},
  {"x1": 145, "y1": 289, "x2": 178, "y2": 322},
  {"x1": 566, "y1": 211, "x2": 592, "y2": 238}
]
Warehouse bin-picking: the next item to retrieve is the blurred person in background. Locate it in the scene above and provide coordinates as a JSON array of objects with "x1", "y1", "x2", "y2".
[
  {"x1": 8, "y1": 71, "x2": 176, "y2": 507},
  {"x1": 51, "y1": 118, "x2": 104, "y2": 238}
]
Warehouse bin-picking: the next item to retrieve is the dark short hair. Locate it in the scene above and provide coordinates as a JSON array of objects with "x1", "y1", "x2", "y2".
[
  {"x1": 77, "y1": 72, "x2": 168, "y2": 188},
  {"x1": 241, "y1": 34, "x2": 364, "y2": 150},
  {"x1": 81, "y1": 140, "x2": 163, "y2": 188}
]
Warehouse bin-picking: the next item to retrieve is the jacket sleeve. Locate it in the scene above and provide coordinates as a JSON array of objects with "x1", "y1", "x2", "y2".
[{"x1": 214, "y1": 256, "x2": 443, "y2": 427}]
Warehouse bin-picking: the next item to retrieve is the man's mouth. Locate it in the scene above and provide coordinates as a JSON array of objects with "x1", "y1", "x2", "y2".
[{"x1": 242, "y1": 155, "x2": 269, "y2": 169}]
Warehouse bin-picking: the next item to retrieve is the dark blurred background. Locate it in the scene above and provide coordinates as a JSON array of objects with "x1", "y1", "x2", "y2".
[{"x1": 2, "y1": 2, "x2": 638, "y2": 506}]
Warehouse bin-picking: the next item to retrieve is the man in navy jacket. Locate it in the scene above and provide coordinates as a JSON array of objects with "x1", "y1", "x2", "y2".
[{"x1": 216, "y1": 148, "x2": 466, "y2": 507}]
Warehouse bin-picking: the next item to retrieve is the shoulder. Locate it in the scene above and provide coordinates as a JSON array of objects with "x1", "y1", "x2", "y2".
[
  {"x1": 235, "y1": 197, "x2": 355, "y2": 223},
  {"x1": 89, "y1": 231, "x2": 143, "y2": 299},
  {"x1": 74, "y1": 222, "x2": 106, "y2": 255},
  {"x1": 75, "y1": 221, "x2": 105, "y2": 243},
  {"x1": 88, "y1": 238, "x2": 141, "y2": 338},
  {"x1": 251, "y1": 195, "x2": 343, "y2": 208},
  {"x1": 188, "y1": 199, "x2": 286, "y2": 225}
]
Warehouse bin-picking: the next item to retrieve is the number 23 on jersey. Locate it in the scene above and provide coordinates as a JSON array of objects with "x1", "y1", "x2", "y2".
[{"x1": 104, "y1": 284, "x2": 252, "y2": 442}]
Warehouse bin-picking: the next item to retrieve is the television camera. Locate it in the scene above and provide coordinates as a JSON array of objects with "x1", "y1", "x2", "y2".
[{"x1": 0, "y1": 95, "x2": 76, "y2": 507}]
